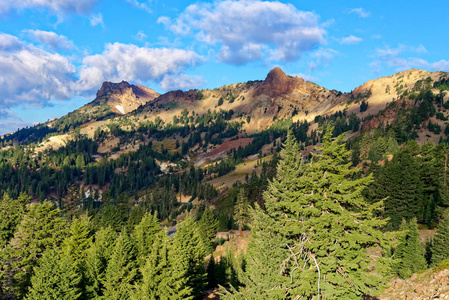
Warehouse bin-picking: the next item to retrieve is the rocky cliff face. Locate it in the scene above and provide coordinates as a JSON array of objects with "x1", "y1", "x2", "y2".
[{"x1": 95, "y1": 81, "x2": 159, "y2": 114}]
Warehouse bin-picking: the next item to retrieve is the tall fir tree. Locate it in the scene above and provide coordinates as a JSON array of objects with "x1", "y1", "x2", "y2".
[
  {"x1": 234, "y1": 188, "x2": 249, "y2": 237},
  {"x1": 0, "y1": 192, "x2": 29, "y2": 249},
  {"x1": 173, "y1": 215, "x2": 208, "y2": 298},
  {"x1": 2, "y1": 201, "x2": 67, "y2": 298},
  {"x1": 198, "y1": 207, "x2": 219, "y2": 254},
  {"x1": 84, "y1": 226, "x2": 116, "y2": 298},
  {"x1": 373, "y1": 142, "x2": 425, "y2": 229},
  {"x1": 431, "y1": 211, "x2": 449, "y2": 265},
  {"x1": 131, "y1": 212, "x2": 161, "y2": 267},
  {"x1": 102, "y1": 228, "x2": 137, "y2": 300},
  {"x1": 225, "y1": 128, "x2": 392, "y2": 299},
  {"x1": 392, "y1": 218, "x2": 427, "y2": 278},
  {"x1": 131, "y1": 231, "x2": 192, "y2": 300},
  {"x1": 25, "y1": 248, "x2": 81, "y2": 300},
  {"x1": 62, "y1": 214, "x2": 93, "y2": 298}
]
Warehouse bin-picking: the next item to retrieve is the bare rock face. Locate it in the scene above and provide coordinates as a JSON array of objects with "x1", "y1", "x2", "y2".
[
  {"x1": 95, "y1": 81, "x2": 160, "y2": 114},
  {"x1": 256, "y1": 67, "x2": 306, "y2": 97}
]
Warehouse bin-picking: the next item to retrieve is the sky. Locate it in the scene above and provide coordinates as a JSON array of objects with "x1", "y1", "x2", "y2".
[{"x1": 0, "y1": 0, "x2": 448, "y2": 135}]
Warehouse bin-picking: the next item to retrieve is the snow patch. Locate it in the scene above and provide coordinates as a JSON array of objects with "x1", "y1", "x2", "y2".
[{"x1": 115, "y1": 105, "x2": 125, "y2": 114}]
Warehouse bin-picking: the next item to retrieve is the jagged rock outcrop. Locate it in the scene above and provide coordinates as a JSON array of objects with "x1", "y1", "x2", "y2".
[
  {"x1": 256, "y1": 67, "x2": 306, "y2": 97},
  {"x1": 94, "y1": 81, "x2": 159, "y2": 114}
]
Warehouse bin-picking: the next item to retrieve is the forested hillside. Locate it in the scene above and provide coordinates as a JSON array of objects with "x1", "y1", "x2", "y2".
[{"x1": 2, "y1": 68, "x2": 449, "y2": 298}]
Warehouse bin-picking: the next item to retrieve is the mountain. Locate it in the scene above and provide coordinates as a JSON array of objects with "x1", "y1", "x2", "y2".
[
  {"x1": 94, "y1": 81, "x2": 160, "y2": 114},
  {"x1": 140, "y1": 67, "x2": 341, "y2": 132}
]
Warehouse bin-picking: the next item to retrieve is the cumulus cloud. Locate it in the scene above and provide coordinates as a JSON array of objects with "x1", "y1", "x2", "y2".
[
  {"x1": 77, "y1": 43, "x2": 204, "y2": 92},
  {"x1": 133, "y1": 30, "x2": 147, "y2": 41},
  {"x1": 340, "y1": 35, "x2": 362, "y2": 45},
  {"x1": 348, "y1": 8, "x2": 370, "y2": 18},
  {"x1": 0, "y1": 0, "x2": 99, "y2": 15},
  {"x1": 89, "y1": 13, "x2": 104, "y2": 27},
  {"x1": 371, "y1": 44, "x2": 448, "y2": 73},
  {"x1": 158, "y1": 0, "x2": 326, "y2": 64},
  {"x1": 0, "y1": 33, "x2": 77, "y2": 108},
  {"x1": 0, "y1": 32, "x2": 205, "y2": 110},
  {"x1": 23, "y1": 30, "x2": 74, "y2": 51},
  {"x1": 0, "y1": 109, "x2": 37, "y2": 135},
  {"x1": 308, "y1": 48, "x2": 338, "y2": 71},
  {"x1": 126, "y1": 0, "x2": 152, "y2": 13},
  {"x1": 160, "y1": 74, "x2": 205, "y2": 91},
  {"x1": 294, "y1": 73, "x2": 319, "y2": 82}
]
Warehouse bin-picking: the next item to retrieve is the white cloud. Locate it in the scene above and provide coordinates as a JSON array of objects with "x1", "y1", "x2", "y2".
[
  {"x1": 0, "y1": 33, "x2": 77, "y2": 108},
  {"x1": 133, "y1": 30, "x2": 147, "y2": 41},
  {"x1": 160, "y1": 74, "x2": 205, "y2": 91},
  {"x1": 348, "y1": 8, "x2": 370, "y2": 18},
  {"x1": 126, "y1": 0, "x2": 152, "y2": 13},
  {"x1": 159, "y1": 0, "x2": 326, "y2": 64},
  {"x1": 430, "y1": 60, "x2": 449, "y2": 71},
  {"x1": 77, "y1": 43, "x2": 204, "y2": 92},
  {"x1": 23, "y1": 30, "x2": 74, "y2": 51},
  {"x1": 89, "y1": 13, "x2": 104, "y2": 27},
  {"x1": 0, "y1": 33, "x2": 205, "y2": 115},
  {"x1": 340, "y1": 35, "x2": 362, "y2": 45},
  {"x1": 0, "y1": 0, "x2": 99, "y2": 15},
  {"x1": 371, "y1": 44, "x2": 448, "y2": 73},
  {"x1": 293, "y1": 73, "x2": 319, "y2": 82},
  {"x1": 0, "y1": 109, "x2": 38, "y2": 135},
  {"x1": 308, "y1": 48, "x2": 338, "y2": 71}
]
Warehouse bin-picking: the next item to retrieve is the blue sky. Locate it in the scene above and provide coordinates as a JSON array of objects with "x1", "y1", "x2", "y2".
[{"x1": 0, "y1": 0, "x2": 448, "y2": 135}]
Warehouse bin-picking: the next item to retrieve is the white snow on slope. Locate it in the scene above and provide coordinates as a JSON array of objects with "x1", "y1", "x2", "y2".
[{"x1": 115, "y1": 105, "x2": 125, "y2": 114}]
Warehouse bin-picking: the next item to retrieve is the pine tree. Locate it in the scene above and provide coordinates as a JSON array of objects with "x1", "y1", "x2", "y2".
[
  {"x1": 0, "y1": 192, "x2": 29, "y2": 249},
  {"x1": 226, "y1": 128, "x2": 392, "y2": 299},
  {"x1": 84, "y1": 226, "x2": 116, "y2": 298},
  {"x1": 374, "y1": 142, "x2": 425, "y2": 229},
  {"x1": 234, "y1": 188, "x2": 249, "y2": 237},
  {"x1": 131, "y1": 231, "x2": 192, "y2": 300},
  {"x1": 173, "y1": 215, "x2": 208, "y2": 298},
  {"x1": 62, "y1": 215, "x2": 93, "y2": 298},
  {"x1": 198, "y1": 207, "x2": 219, "y2": 253},
  {"x1": 25, "y1": 248, "x2": 81, "y2": 300},
  {"x1": 392, "y1": 218, "x2": 426, "y2": 278},
  {"x1": 431, "y1": 211, "x2": 449, "y2": 265},
  {"x1": 2, "y1": 201, "x2": 67, "y2": 298},
  {"x1": 102, "y1": 228, "x2": 137, "y2": 300},
  {"x1": 131, "y1": 212, "x2": 161, "y2": 267},
  {"x1": 100, "y1": 204, "x2": 122, "y2": 232}
]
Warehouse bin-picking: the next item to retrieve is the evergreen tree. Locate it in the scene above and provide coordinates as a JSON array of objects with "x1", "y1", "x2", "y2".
[
  {"x1": 126, "y1": 204, "x2": 146, "y2": 233},
  {"x1": 198, "y1": 207, "x2": 219, "y2": 253},
  {"x1": 131, "y1": 231, "x2": 192, "y2": 300},
  {"x1": 431, "y1": 211, "x2": 449, "y2": 265},
  {"x1": 226, "y1": 128, "x2": 391, "y2": 299},
  {"x1": 100, "y1": 204, "x2": 122, "y2": 232},
  {"x1": 2, "y1": 201, "x2": 67, "y2": 298},
  {"x1": 0, "y1": 192, "x2": 29, "y2": 249},
  {"x1": 392, "y1": 218, "x2": 426, "y2": 278},
  {"x1": 84, "y1": 226, "x2": 116, "y2": 298},
  {"x1": 102, "y1": 228, "x2": 137, "y2": 300},
  {"x1": 234, "y1": 188, "x2": 249, "y2": 237},
  {"x1": 373, "y1": 144, "x2": 425, "y2": 229},
  {"x1": 131, "y1": 212, "x2": 161, "y2": 267},
  {"x1": 173, "y1": 215, "x2": 208, "y2": 298},
  {"x1": 25, "y1": 248, "x2": 81, "y2": 300},
  {"x1": 62, "y1": 215, "x2": 93, "y2": 298}
]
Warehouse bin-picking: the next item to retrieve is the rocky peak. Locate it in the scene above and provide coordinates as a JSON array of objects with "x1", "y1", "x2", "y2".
[
  {"x1": 256, "y1": 67, "x2": 306, "y2": 96},
  {"x1": 93, "y1": 81, "x2": 160, "y2": 114},
  {"x1": 265, "y1": 67, "x2": 289, "y2": 86},
  {"x1": 96, "y1": 81, "x2": 132, "y2": 98}
]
